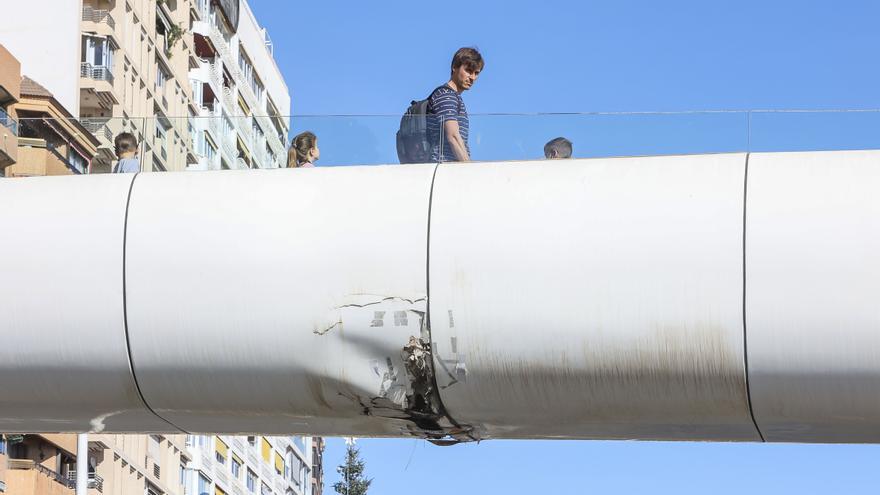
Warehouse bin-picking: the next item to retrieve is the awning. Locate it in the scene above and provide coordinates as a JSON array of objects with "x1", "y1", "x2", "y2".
[
  {"x1": 261, "y1": 437, "x2": 271, "y2": 462},
  {"x1": 274, "y1": 452, "x2": 284, "y2": 473},
  {"x1": 215, "y1": 438, "x2": 228, "y2": 458}
]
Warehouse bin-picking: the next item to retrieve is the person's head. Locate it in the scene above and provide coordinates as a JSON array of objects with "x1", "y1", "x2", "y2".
[
  {"x1": 544, "y1": 137, "x2": 573, "y2": 159},
  {"x1": 449, "y1": 47, "x2": 484, "y2": 93},
  {"x1": 114, "y1": 132, "x2": 139, "y2": 159},
  {"x1": 288, "y1": 131, "x2": 320, "y2": 168}
]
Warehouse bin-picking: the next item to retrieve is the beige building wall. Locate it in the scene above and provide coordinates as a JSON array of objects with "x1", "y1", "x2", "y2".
[
  {"x1": 0, "y1": 44, "x2": 22, "y2": 171},
  {"x1": 1, "y1": 435, "x2": 8, "y2": 493},
  {"x1": 79, "y1": 0, "x2": 197, "y2": 172},
  {"x1": 2, "y1": 434, "x2": 76, "y2": 495},
  {"x1": 91, "y1": 434, "x2": 191, "y2": 495}
]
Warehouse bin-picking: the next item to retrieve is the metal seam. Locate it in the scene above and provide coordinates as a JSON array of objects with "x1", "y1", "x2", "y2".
[
  {"x1": 424, "y1": 163, "x2": 476, "y2": 442},
  {"x1": 122, "y1": 173, "x2": 190, "y2": 434},
  {"x1": 742, "y1": 152, "x2": 766, "y2": 442}
]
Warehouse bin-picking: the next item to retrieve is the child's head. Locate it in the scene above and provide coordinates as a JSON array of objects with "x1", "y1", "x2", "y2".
[
  {"x1": 288, "y1": 131, "x2": 319, "y2": 167},
  {"x1": 114, "y1": 132, "x2": 139, "y2": 158},
  {"x1": 544, "y1": 137, "x2": 573, "y2": 159}
]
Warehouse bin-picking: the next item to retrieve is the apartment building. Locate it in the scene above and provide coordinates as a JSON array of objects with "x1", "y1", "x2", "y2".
[
  {"x1": 186, "y1": 435, "x2": 312, "y2": 495},
  {"x1": 0, "y1": 433, "x2": 191, "y2": 495},
  {"x1": 0, "y1": 435, "x2": 7, "y2": 493},
  {"x1": 0, "y1": 44, "x2": 21, "y2": 173},
  {"x1": 309, "y1": 438, "x2": 324, "y2": 495},
  {"x1": 5, "y1": 77, "x2": 101, "y2": 177},
  {"x1": 90, "y1": 434, "x2": 191, "y2": 495},
  {"x1": 189, "y1": 0, "x2": 290, "y2": 170},
  {"x1": 79, "y1": 0, "x2": 199, "y2": 172},
  {"x1": 0, "y1": 0, "x2": 197, "y2": 172},
  {"x1": 0, "y1": 434, "x2": 85, "y2": 495},
  {"x1": 0, "y1": 44, "x2": 100, "y2": 178},
  {"x1": 1, "y1": 0, "x2": 291, "y2": 173}
]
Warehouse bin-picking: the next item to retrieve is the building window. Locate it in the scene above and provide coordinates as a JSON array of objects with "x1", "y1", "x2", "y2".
[
  {"x1": 66, "y1": 147, "x2": 87, "y2": 174},
  {"x1": 284, "y1": 450, "x2": 293, "y2": 481},
  {"x1": 215, "y1": 438, "x2": 228, "y2": 466},
  {"x1": 231, "y1": 456, "x2": 241, "y2": 479},
  {"x1": 246, "y1": 469, "x2": 256, "y2": 493},
  {"x1": 260, "y1": 482, "x2": 272, "y2": 495},
  {"x1": 198, "y1": 473, "x2": 211, "y2": 495},
  {"x1": 204, "y1": 134, "x2": 217, "y2": 161},
  {"x1": 0, "y1": 435, "x2": 6, "y2": 454},
  {"x1": 238, "y1": 46, "x2": 253, "y2": 84},
  {"x1": 156, "y1": 62, "x2": 169, "y2": 92},
  {"x1": 247, "y1": 436, "x2": 256, "y2": 448},
  {"x1": 81, "y1": 35, "x2": 114, "y2": 68}
]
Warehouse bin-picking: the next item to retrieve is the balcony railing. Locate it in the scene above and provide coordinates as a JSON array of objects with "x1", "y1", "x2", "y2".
[
  {"x1": 68, "y1": 471, "x2": 105, "y2": 493},
  {"x1": 82, "y1": 6, "x2": 115, "y2": 29},
  {"x1": 8, "y1": 458, "x2": 79, "y2": 490},
  {"x1": 81, "y1": 62, "x2": 114, "y2": 85},
  {"x1": 80, "y1": 117, "x2": 113, "y2": 143},
  {"x1": 0, "y1": 107, "x2": 18, "y2": 136}
]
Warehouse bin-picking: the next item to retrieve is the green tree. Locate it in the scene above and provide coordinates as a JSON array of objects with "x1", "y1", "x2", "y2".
[{"x1": 333, "y1": 444, "x2": 372, "y2": 495}]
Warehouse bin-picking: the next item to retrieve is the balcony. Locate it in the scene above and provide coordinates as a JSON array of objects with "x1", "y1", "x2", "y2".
[
  {"x1": 80, "y1": 63, "x2": 118, "y2": 109},
  {"x1": 68, "y1": 471, "x2": 105, "y2": 493},
  {"x1": 80, "y1": 117, "x2": 112, "y2": 143},
  {"x1": 221, "y1": 86, "x2": 236, "y2": 114},
  {"x1": 0, "y1": 107, "x2": 19, "y2": 166},
  {"x1": 0, "y1": 107, "x2": 18, "y2": 136},
  {"x1": 81, "y1": 63, "x2": 114, "y2": 85},
  {"x1": 81, "y1": 6, "x2": 115, "y2": 38},
  {"x1": 7, "y1": 458, "x2": 75, "y2": 490}
]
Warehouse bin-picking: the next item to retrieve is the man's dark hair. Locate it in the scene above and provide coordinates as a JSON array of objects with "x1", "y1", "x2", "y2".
[
  {"x1": 544, "y1": 137, "x2": 573, "y2": 159},
  {"x1": 451, "y1": 47, "x2": 484, "y2": 73},
  {"x1": 114, "y1": 132, "x2": 139, "y2": 157}
]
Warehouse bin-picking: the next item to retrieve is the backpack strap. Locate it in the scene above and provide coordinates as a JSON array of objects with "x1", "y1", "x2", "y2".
[{"x1": 426, "y1": 84, "x2": 453, "y2": 113}]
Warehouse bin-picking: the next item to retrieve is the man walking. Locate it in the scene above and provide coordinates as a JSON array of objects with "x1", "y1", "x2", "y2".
[{"x1": 427, "y1": 47, "x2": 484, "y2": 162}]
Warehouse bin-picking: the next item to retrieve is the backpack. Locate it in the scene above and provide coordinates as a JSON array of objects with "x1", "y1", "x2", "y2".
[{"x1": 396, "y1": 85, "x2": 449, "y2": 164}]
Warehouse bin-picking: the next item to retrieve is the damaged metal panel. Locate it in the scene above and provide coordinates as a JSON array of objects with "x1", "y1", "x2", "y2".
[
  {"x1": 0, "y1": 175, "x2": 172, "y2": 433},
  {"x1": 746, "y1": 150, "x2": 880, "y2": 442},
  {"x1": 428, "y1": 154, "x2": 761, "y2": 441},
  {"x1": 123, "y1": 165, "x2": 460, "y2": 439}
]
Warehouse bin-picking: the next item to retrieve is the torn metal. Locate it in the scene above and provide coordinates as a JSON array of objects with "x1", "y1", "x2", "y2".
[{"x1": 324, "y1": 294, "x2": 478, "y2": 444}]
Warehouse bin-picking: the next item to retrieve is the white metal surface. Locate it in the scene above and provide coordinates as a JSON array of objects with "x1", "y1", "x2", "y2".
[
  {"x1": 746, "y1": 150, "x2": 880, "y2": 442},
  {"x1": 429, "y1": 155, "x2": 760, "y2": 440},
  {"x1": 1, "y1": 151, "x2": 879, "y2": 443},
  {"x1": 0, "y1": 174, "x2": 171, "y2": 432},
  {"x1": 124, "y1": 166, "x2": 437, "y2": 435},
  {"x1": 76, "y1": 433, "x2": 88, "y2": 495}
]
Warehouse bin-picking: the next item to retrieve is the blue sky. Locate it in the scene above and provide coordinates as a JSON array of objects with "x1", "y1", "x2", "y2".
[
  {"x1": 251, "y1": 0, "x2": 880, "y2": 165},
  {"x1": 247, "y1": 1, "x2": 880, "y2": 493}
]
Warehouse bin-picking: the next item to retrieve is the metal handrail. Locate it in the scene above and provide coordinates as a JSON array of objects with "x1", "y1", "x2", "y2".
[
  {"x1": 68, "y1": 471, "x2": 105, "y2": 492},
  {"x1": 80, "y1": 62, "x2": 115, "y2": 85},
  {"x1": 82, "y1": 6, "x2": 116, "y2": 29},
  {"x1": 80, "y1": 118, "x2": 113, "y2": 144}
]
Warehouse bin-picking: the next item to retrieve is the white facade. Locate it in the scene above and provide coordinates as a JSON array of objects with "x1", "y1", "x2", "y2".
[
  {"x1": 0, "y1": 0, "x2": 82, "y2": 116},
  {"x1": 186, "y1": 435, "x2": 312, "y2": 495},
  {"x1": 189, "y1": 0, "x2": 290, "y2": 170}
]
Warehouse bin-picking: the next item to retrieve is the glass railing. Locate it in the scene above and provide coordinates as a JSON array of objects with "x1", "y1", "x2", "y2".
[
  {"x1": 1, "y1": 110, "x2": 878, "y2": 177},
  {"x1": 0, "y1": 107, "x2": 18, "y2": 136}
]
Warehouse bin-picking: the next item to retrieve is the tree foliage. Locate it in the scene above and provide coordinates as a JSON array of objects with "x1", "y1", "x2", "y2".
[{"x1": 332, "y1": 444, "x2": 372, "y2": 495}]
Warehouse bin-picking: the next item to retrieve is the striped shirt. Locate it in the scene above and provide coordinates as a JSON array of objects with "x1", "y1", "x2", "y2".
[{"x1": 426, "y1": 85, "x2": 469, "y2": 161}]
